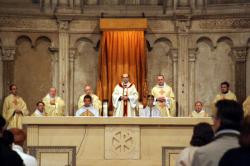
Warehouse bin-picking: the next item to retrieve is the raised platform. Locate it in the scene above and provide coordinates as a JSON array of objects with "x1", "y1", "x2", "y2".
[{"x1": 23, "y1": 117, "x2": 213, "y2": 166}]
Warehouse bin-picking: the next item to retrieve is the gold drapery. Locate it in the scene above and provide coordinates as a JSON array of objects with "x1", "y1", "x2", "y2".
[{"x1": 97, "y1": 30, "x2": 148, "y2": 111}]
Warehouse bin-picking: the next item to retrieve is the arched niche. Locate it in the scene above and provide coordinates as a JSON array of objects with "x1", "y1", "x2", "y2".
[
  {"x1": 147, "y1": 37, "x2": 174, "y2": 90},
  {"x1": 14, "y1": 35, "x2": 52, "y2": 112},
  {"x1": 74, "y1": 37, "x2": 98, "y2": 108},
  {"x1": 195, "y1": 36, "x2": 235, "y2": 113}
]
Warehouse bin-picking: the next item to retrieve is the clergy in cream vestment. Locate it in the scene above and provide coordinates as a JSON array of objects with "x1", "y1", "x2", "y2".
[
  {"x1": 151, "y1": 75, "x2": 175, "y2": 117},
  {"x1": 43, "y1": 87, "x2": 65, "y2": 116},
  {"x1": 2, "y1": 84, "x2": 29, "y2": 129}
]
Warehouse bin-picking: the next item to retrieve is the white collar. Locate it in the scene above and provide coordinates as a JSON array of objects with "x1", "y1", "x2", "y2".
[{"x1": 12, "y1": 144, "x2": 24, "y2": 152}]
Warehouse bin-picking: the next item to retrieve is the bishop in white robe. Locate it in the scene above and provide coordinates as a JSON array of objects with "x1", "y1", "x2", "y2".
[{"x1": 112, "y1": 73, "x2": 139, "y2": 117}]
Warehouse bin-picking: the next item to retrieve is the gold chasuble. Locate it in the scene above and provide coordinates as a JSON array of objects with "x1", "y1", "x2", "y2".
[
  {"x1": 212, "y1": 90, "x2": 237, "y2": 115},
  {"x1": 43, "y1": 94, "x2": 65, "y2": 116},
  {"x1": 151, "y1": 83, "x2": 175, "y2": 117},
  {"x1": 213, "y1": 90, "x2": 237, "y2": 104},
  {"x1": 243, "y1": 96, "x2": 250, "y2": 116},
  {"x1": 2, "y1": 94, "x2": 29, "y2": 129}
]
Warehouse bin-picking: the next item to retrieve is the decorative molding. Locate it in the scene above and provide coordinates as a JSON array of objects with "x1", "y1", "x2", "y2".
[
  {"x1": 28, "y1": 146, "x2": 76, "y2": 166},
  {"x1": 199, "y1": 18, "x2": 250, "y2": 29},
  {"x1": 0, "y1": 17, "x2": 57, "y2": 30},
  {"x1": 105, "y1": 125, "x2": 140, "y2": 159},
  {"x1": 162, "y1": 146, "x2": 185, "y2": 166}
]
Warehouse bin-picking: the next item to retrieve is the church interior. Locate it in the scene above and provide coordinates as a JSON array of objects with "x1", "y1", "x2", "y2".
[{"x1": 0, "y1": 0, "x2": 250, "y2": 166}]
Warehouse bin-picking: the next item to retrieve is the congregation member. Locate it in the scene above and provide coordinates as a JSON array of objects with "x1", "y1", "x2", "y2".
[
  {"x1": 243, "y1": 96, "x2": 250, "y2": 116},
  {"x1": 151, "y1": 75, "x2": 175, "y2": 117},
  {"x1": 0, "y1": 115, "x2": 23, "y2": 166},
  {"x1": 192, "y1": 100, "x2": 243, "y2": 166},
  {"x1": 190, "y1": 101, "x2": 208, "y2": 117},
  {"x1": 43, "y1": 87, "x2": 65, "y2": 116},
  {"x1": 139, "y1": 95, "x2": 160, "y2": 117},
  {"x1": 75, "y1": 95, "x2": 99, "y2": 117},
  {"x1": 112, "y1": 73, "x2": 139, "y2": 117},
  {"x1": 2, "y1": 84, "x2": 28, "y2": 129},
  {"x1": 32, "y1": 101, "x2": 46, "y2": 116},
  {"x1": 78, "y1": 85, "x2": 102, "y2": 115},
  {"x1": 10, "y1": 128, "x2": 37, "y2": 166},
  {"x1": 219, "y1": 115, "x2": 250, "y2": 166},
  {"x1": 176, "y1": 123, "x2": 214, "y2": 166}
]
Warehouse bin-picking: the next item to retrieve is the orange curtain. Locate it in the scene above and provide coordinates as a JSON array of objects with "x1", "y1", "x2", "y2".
[{"x1": 97, "y1": 30, "x2": 148, "y2": 110}]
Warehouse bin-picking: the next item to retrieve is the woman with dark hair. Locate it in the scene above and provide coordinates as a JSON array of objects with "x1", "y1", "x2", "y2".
[
  {"x1": 219, "y1": 115, "x2": 250, "y2": 166},
  {"x1": 176, "y1": 123, "x2": 214, "y2": 166}
]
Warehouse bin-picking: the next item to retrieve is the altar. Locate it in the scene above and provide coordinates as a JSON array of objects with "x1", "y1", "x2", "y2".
[{"x1": 22, "y1": 117, "x2": 212, "y2": 166}]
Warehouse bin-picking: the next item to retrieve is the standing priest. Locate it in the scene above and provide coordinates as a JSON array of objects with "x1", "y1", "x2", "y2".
[
  {"x1": 151, "y1": 75, "x2": 175, "y2": 117},
  {"x1": 112, "y1": 73, "x2": 139, "y2": 117}
]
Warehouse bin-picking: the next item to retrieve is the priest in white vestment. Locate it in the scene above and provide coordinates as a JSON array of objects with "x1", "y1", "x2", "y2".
[
  {"x1": 139, "y1": 95, "x2": 160, "y2": 117},
  {"x1": 151, "y1": 75, "x2": 175, "y2": 117},
  {"x1": 75, "y1": 95, "x2": 99, "y2": 117},
  {"x1": 32, "y1": 101, "x2": 45, "y2": 116},
  {"x1": 112, "y1": 73, "x2": 139, "y2": 117}
]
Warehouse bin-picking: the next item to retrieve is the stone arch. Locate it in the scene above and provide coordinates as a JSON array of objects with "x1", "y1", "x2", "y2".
[
  {"x1": 75, "y1": 37, "x2": 94, "y2": 47},
  {"x1": 196, "y1": 36, "x2": 214, "y2": 50},
  {"x1": 216, "y1": 36, "x2": 234, "y2": 48},
  {"x1": 34, "y1": 36, "x2": 52, "y2": 48},
  {"x1": 16, "y1": 35, "x2": 33, "y2": 47},
  {"x1": 154, "y1": 37, "x2": 173, "y2": 49}
]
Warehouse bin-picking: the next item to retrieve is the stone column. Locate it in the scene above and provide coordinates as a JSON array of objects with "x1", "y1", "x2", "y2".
[
  {"x1": 1, "y1": 47, "x2": 15, "y2": 98},
  {"x1": 48, "y1": 47, "x2": 59, "y2": 89},
  {"x1": 231, "y1": 47, "x2": 247, "y2": 104},
  {"x1": 175, "y1": 19, "x2": 191, "y2": 117},
  {"x1": 69, "y1": 48, "x2": 76, "y2": 116},
  {"x1": 58, "y1": 20, "x2": 70, "y2": 115},
  {"x1": 188, "y1": 48, "x2": 197, "y2": 115},
  {"x1": 170, "y1": 48, "x2": 179, "y2": 101}
]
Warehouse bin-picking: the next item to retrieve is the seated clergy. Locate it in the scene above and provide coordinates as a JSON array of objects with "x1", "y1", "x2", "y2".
[
  {"x1": 75, "y1": 95, "x2": 99, "y2": 117},
  {"x1": 139, "y1": 95, "x2": 160, "y2": 117},
  {"x1": 78, "y1": 85, "x2": 102, "y2": 115},
  {"x1": 32, "y1": 101, "x2": 45, "y2": 117},
  {"x1": 190, "y1": 101, "x2": 208, "y2": 117},
  {"x1": 42, "y1": 87, "x2": 65, "y2": 116}
]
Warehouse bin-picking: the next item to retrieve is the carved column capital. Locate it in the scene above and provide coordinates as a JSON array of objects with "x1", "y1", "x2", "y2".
[
  {"x1": 175, "y1": 19, "x2": 191, "y2": 33},
  {"x1": 231, "y1": 47, "x2": 248, "y2": 62},
  {"x1": 57, "y1": 20, "x2": 70, "y2": 32},
  {"x1": 188, "y1": 48, "x2": 197, "y2": 62},
  {"x1": 69, "y1": 48, "x2": 77, "y2": 62},
  {"x1": 1, "y1": 47, "x2": 16, "y2": 61},
  {"x1": 169, "y1": 48, "x2": 179, "y2": 62}
]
